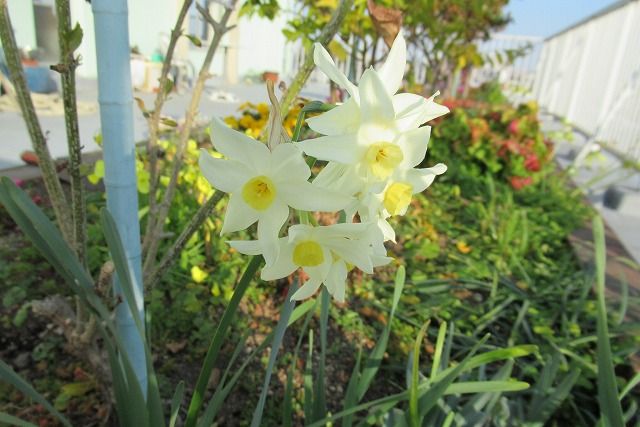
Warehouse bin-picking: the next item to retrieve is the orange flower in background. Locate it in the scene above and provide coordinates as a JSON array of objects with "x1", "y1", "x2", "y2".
[
  {"x1": 510, "y1": 176, "x2": 533, "y2": 190},
  {"x1": 456, "y1": 241, "x2": 472, "y2": 254}
]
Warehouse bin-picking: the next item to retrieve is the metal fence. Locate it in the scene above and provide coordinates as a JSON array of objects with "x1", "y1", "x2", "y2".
[
  {"x1": 468, "y1": 33, "x2": 543, "y2": 104},
  {"x1": 533, "y1": 0, "x2": 640, "y2": 162}
]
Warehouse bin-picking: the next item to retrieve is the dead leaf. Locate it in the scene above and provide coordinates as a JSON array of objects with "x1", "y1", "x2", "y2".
[
  {"x1": 367, "y1": 0, "x2": 403, "y2": 48},
  {"x1": 166, "y1": 340, "x2": 187, "y2": 354}
]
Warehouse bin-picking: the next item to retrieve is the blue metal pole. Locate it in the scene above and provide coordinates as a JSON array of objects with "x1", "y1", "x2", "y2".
[{"x1": 91, "y1": 0, "x2": 147, "y2": 396}]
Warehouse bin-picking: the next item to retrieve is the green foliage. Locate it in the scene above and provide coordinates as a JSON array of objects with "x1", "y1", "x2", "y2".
[{"x1": 429, "y1": 98, "x2": 553, "y2": 189}]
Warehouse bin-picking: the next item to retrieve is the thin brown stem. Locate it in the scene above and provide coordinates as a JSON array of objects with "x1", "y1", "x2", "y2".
[
  {"x1": 143, "y1": 0, "x2": 238, "y2": 279},
  {"x1": 278, "y1": 0, "x2": 354, "y2": 117},
  {"x1": 53, "y1": 0, "x2": 86, "y2": 263},
  {"x1": 144, "y1": 0, "x2": 193, "y2": 245},
  {"x1": 146, "y1": 191, "x2": 224, "y2": 288},
  {"x1": 0, "y1": 0, "x2": 73, "y2": 242}
]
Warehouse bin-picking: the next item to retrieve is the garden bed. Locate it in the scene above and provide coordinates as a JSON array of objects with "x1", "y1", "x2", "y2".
[{"x1": 1, "y1": 97, "x2": 639, "y2": 426}]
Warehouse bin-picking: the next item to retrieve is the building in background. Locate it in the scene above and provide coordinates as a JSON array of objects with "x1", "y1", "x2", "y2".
[{"x1": 4, "y1": 0, "x2": 293, "y2": 84}]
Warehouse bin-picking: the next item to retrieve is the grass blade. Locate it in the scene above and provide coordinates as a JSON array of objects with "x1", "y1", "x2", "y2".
[
  {"x1": 170, "y1": 381, "x2": 185, "y2": 427},
  {"x1": 304, "y1": 330, "x2": 315, "y2": 422},
  {"x1": 197, "y1": 299, "x2": 316, "y2": 427},
  {"x1": 357, "y1": 267, "x2": 406, "y2": 401},
  {"x1": 184, "y1": 255, "x2": 262, "y2": 427},
  {"x1": 0, "y1": 360, "x2": 72, "y2": 427},
  {"x1": 0, "y1": 412, "x2": 38, "y2": 427},
  {"x1": 250, "y1": 284, "x2": 297, "y2": 427},
  {"x1": 342, "y1": 347, "x2": 363, "y2": 427},
  {"x1": 444, "y1": 381, "x2": 529, "y2": 395},
  {"x1": 409, "y1": 321, "x2": 430, "y2": 427},
  {"x1": 592, "y1": 216, "x2": 625, "y2": 427},
  {"x1": 430, "y1": 321, "x2": 447, "y2": 381},
  {"x1": 313, "y1": 288, "x2": 330, "y2": 420}
]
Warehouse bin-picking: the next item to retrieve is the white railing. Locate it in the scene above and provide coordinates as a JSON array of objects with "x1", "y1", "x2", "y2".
[
  {"x1": 533, "y1": 0, "x2": 640, "y2": 162},
  {"x1": 469, "y1": 33, "x2": 543, "y2": 104}
]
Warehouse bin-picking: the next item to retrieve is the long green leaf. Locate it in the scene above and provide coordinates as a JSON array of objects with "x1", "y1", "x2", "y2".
[
  {"x1": 342, "y1": 347, "x2": 363, "y2": 427},
  {"x1": 304, "y1": 330, "x2": 315, "y2": 422},
  {"x1": 431, "y1": 321, "x2": 447, "y2": 381},
  {"x1": 170, "y1": 381, "x2": 185, "y2": 427},
  {"x1": 250, "y1": 284, "x2": 297, "y2": 427},
  {"x1": 432, "y1": 345, "x2": 538, "y2": 383},
  {"x1": 0, "y1": 412, "x2": 38, "y2": 427},
  {"x1": 283, "y1": 299, "x2": 317, "y2": 427},
  {"x1": 101, "y1": 210, "x2": 164, "y2": 425},
  {"x1": 0, "y1": 360, "x2": 71, "y2": 427},
  {"x1": 197, "y1": 299, "x2": 317, "y2": 427},
  {"x1": 593, "y1": 216, "x2": 625, "y2": 427},
  {"x1": 357, "y1": 267, "x2": 406, "y2": 400},
  {"x1": 527, "y1": 367, "x2": 581, "y2": 423},
  {"x1": 418, "y1": 335, "x2": 490, "y2": 418},
  {"x1": 444, "y1": 381, "x2": 529, "y2": 395},
  {"x1": 409, "y1": 321, "x2": 430, "y2": 427},
  {"x1": 184, "y1": 255, "x2": 262, "y2": 427},
  {"x1": 313, "y1": 288, "x2": 330, "y2": 420}
]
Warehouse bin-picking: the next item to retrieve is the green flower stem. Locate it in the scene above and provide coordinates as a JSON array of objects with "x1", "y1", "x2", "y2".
[
  {"x1": 184, "y1": 255, "x2": 263, "y2": 427},
  {"x1": 0, "y1": 0, "x2": 73, "y2": 243},
  {"x1": 54, "y1": 0, "x2": 86, "y2": 264},
  {"x1": 278, "y1": 0, "x2": 354, "y2": 117}
]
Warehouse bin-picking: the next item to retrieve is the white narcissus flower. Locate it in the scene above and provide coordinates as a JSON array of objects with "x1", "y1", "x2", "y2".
[
  {"x1": 229, "y1": 223, "x2": 392, "y2": 302},
  {"x1": 199, "y1": 117, "x2": 352, "y2": 265},
  {"x1": 306, "y1": 32, "x2": 449, "y2": 136},
  {"x1": 301, "y1": 68, "x2": 434, "y2": 186},
  {"x1": 353, "y1": 163, "x2": 448, "y2": 242}
]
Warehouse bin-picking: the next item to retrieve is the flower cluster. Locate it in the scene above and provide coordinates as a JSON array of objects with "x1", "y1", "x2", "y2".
[{"x1": 199, "y1": 33, "x2": 448, "y2": 302}]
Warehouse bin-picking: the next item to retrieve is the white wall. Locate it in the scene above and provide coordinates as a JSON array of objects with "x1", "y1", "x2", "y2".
[
  {"x1": 533, "y1": 0, "x2": 640, "y2": 159},
  {"x1": 6, "y1": 0, "x2": 37, "y2": 49}
]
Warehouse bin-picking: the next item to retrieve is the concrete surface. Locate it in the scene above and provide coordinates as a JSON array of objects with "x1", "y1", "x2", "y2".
[
  {"x1": 0, "y1": 76, "x2": 328, "y2": 169},
  {"x1": 541, "y1": 112, "x2": 640, "y2": 264}
]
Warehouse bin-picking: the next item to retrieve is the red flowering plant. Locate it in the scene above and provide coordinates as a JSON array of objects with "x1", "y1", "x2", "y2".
[{"x1": 426, "y1": 96, "x2": 553, "y2": 189}]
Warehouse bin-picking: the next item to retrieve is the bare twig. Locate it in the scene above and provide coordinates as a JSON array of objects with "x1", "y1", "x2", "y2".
[
  {"x1": 31, "y1": 296, "x2": 111, "y2": 385},
  {"x1": 52, "y1": 0, "x2": 86, "y2": 263},
  {"x1": 142, "y1": 0, "x2": 239, "y2": 279},
  {"x1": 0, "y1": 0, "x2": 73, "y2": 242},
  {"x1": 146, "y1": 191, "x2": 224, "y2": 287},
  {"x1": 278, "y1": 0, "x2": 354, "y2": 117},
  {"x1": 145, "y1": 0, "x2": 194, "y2": 233}
]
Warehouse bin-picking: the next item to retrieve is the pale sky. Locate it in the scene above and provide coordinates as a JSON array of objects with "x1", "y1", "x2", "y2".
[{"x1": 501, "y1": 0, "x2": 620, "y2": 38}]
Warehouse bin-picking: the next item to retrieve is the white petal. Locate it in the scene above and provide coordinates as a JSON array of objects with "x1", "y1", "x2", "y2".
[
  {"x1": 298, "y1": 133, "x2": 361, "y2": 163},
  {"x1": 198, "y1": 149, "x2": 251, "y2": 193},
  {"x1": 277, "y1": 180, "x2": 352, "y2": 212},
  {"x1": 405, "y1": 164, "x2": 447, "y2": 193},
  {"x1": 324, "y1": 260, "x2": 348, "y2": 302},
  {"x1": 378, "y1": 217, "x2": 396, "y2": 242},
  {"x1": 227, "y1": 239, "x2": 262, "y2": 256},
  {"x1": 257, "y1": 201, "x2": 290, "y2": 266},
  {"x1": 306, "y1": 98, "x2": 361, "y2": 136},
  {"x1": 395, "y1": 126, "x2": 432, "y2": 169},
  {"x1": 312, "y1": 162, "x2": 364, "y2": 196},
  {"x1": 270, "y1": 143, "x2": 310, "y2": 180},
  {"x1": 220, "y1": 194, "x2": 259, "y2": 234},
  {"x1": 324, "y1": 239, "x2": 373, "y2": 274},
  {"x1": 313, "y1": 43, "x2": 359, "y2": 100},
  {"x1": 261, "y1": 238, "x2": 297, "y2": 281},
  {"x1": 377, "y1": 32, "x2": 406, "y2": 95},
  {"x1": 210, "y1": 117, "x2": 270, "y2": 172},
  {"x1": 359, "y1": 69, "x2": 395, "y2": 126},
  {"x1": 290, "y1": 277, "x2": 322, "y2": 301},
  {"x1": 392, "y1": 92, "x2": 449, "y2": 132}
]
